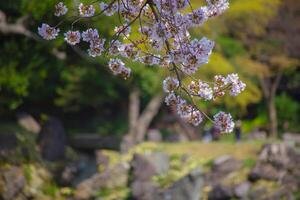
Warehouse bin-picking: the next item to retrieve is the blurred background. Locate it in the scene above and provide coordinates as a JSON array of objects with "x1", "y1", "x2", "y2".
[{"x1": 0, "y1": 0, "x2": 299, "y2": 199}]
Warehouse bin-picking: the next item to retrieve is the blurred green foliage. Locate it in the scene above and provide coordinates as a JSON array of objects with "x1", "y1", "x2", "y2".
[{"x1": 276, "y1": 93, "x2": 300, "y2": 133}]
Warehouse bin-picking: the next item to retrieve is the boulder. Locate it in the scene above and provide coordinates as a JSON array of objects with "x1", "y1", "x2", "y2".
[
  {"x1": 131, "y1": 154, "x2": 158, "y2": 182},
  {"x1": 74, "y1": 163, "x2": 128, "y2": 199},
  {"x1": 258, "y1": 143, "x2": 290, "y2": 167},
  {"x1": 131, "y1": 181, "x2": 158, "y2": 200},
  {"x1": 130, "y1": 153, "x2": 202, "y2": 200},
  {"x1": 248, "y1": 163, "x2": 283, "y2": 182},
  {"x1": 37, "y1": 117, "x2": 65, "y2": 161},
  {"x1": 234, "y1": 181, "x2": 251, "y2": 199},
  {"x1": 249, "y1": 143, "x2": 300, "y2": 183},
  {"x1": 283, "y1": 133, "x2": 300, "y2": 151},
  {"x1": 208, "y1": 184, "x2": 234, "y2": 200},
  {"x1": 212, "y1": 155, "x2": 242, "y2": 174},
  {"x1": 248, "y1": 186, "x2": 267, "y2": 200},
  {"x1": 17, "y1": 113, "x2": 41, "y2": 134},
  {"x1": 95, "y1": 150, "x2": 109, "y2": 167},
  {"x1": 281, "y1": 170, "x2": 300, "y2": 192},
  {"x1": 157, "y1": 167, "x2": 203, "y2": 200},
  {"x1": 249, "y1": 143, "x2": 300, "y2": 192},
  {"x1": 23, "y1": 164, "x2": 52, "y2": 197},
  {"x1": 265, "y1": 188, "x2": 295, "y2": 200},
  {"x1": 0, "y1": 166, "x2": 25, "y2": 200},
  {"x1": 145, "y1": 152, "x2": 170, "y2": 175},
  {"x1": 205, "y1": 156, "x2": 242, "y2": 185},
  {"x1": 59, "y1": 155, "x2": 97, "y2": 187},
  {"x1": 130, "y1": 154, "x2": 160, "y2": 200}
]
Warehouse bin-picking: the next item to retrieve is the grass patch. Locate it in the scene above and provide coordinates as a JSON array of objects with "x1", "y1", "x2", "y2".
[
  {"x1": 243, "y1": 158, "x2": 257, "y2": 168},
  {"x1": 95, "y1": 187, "x2": 130, "y2": 200},
  {"x1": 137, "y1": 141, "x2": 263, "y2": 163}
]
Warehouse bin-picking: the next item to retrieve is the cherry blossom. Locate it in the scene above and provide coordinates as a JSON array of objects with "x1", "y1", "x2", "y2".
[
  {"x1": 165, "y1": 92, "x2": 178, "y2": 106},
  {"x1": 38, "y1": 0, "x2": 246, "y2": 132},
  {"x1": 226, "y1": 73, "x2": 246, "y2": 96},
  {"x1": 108, "y1": 58, "x2": 131, "y2": 79},
  {"x1": 99, "y1": 2, "x2": 118, "y2": 16},
  {"x1": 213, "y1": 111, "x2": 235, "y2": 133},
  {"x1": 54, "y1": 2, "x2": 68, "y2": 17},
  {"x1": 184, "y1": 110, "x2": 203, "y2": 126},
  {"x1": 88, "y1": 38, "x2": 105, "y2": 57},
  {"x1": 64, "y1": 31, "x2": 81, "y2": 45},
  {"x1": 79, "y1": 3, "x2": 95, "y2": 17},
  {"x1": 38, "y1": 23, "x2": 59, "y2": 40},
  {"x1": 82, "y1": 28, "x2": 99, "y2": 42},
  {"x1": 188, "y1": 80, "x2": 213, "y2": 101},
  {"x1": 163, "y1": 77, "x2": 179, "y2": 93},
  {"x1": 177, "y1": 99, "x2": 193, "y2": 118}
]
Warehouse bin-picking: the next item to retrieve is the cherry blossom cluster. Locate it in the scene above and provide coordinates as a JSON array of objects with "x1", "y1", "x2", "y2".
[
  {"x1": 165, "y1": 91, "x2": 204, "y2": 126},
  {"x1": 213, "y1": 112, "x2": 235, "y2": 133},
  {"x1": 163, "y1": 73, "x2": 245, "y2": 133},
  {"x1": 108, "y1": 58, "x2": 131, "y2": 79},
  {"x1": 38, "y1": 0, "x2": 245, "y2": 133}
]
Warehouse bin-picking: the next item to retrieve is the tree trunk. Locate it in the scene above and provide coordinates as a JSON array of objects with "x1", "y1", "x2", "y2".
[
  {"x1": 129, "y1": 87, "x2": 140, "y2": 134},
  {"x1": 259, "y1": 72, "x2": 282, "y2": 138},
  {"x1": 267, "y1": 97, "x2": 278, "y2": 138},
  {"x1": 135, "y1": 94, "x2": 164, "y2": 143},
  {"x1": 121, "y1": 89, "x2": 164, "y2": 152}
]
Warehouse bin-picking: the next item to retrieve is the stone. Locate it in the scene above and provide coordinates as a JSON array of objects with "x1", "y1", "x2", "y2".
[
  {"x1": 130, "y1": 153, "x2": 170, "y2": 200},
  {"x1": 157, "y1": 167, "x2": 203, "y2": 200},
  {"x1": 247, "y1": 143, "x2": 300, "y2": 197},
  {"x1": 249, "y1": 142, "x2": 300, "y2": 194},
  {"x1": 208, "y1": 184, "x2": 234, "y2": 200},
  {"x1": 23, "y1": 164, "x2": 51, "y2": 197},
  {"x1": 147, "y1": 129, "x2": 162, "y2": 142},
  {"x1": 0, "y1": 166, "x2": 25, "y2": 200},
  {"x1": 60, "y1": 163, "x2": 78, "y2": 186},
  {"x1": 95, "y1": 150, "x2": 109, "y2": 167},
  {"x1": 74, "y1": 163, "x2": 128, "y2": 199},
  {"x1": 212, "y1": 155, "x2": 242, "y2": 174},
  {"x1": 145, "y1": 152, "x2": 170, "y2": 175},
  {"x1": 248, "y1": 186, "x2": 267, "y2": 200},
  {"x1": 248, "y1": 163, "x2": 282, "y2": 182},
  {"x1": 131, "y1": 181, "x2": 158, "y2": 200},
  {"x1": 130, "y1": 152, "x2": 169, "y2": 180},
  {"x1": 258, "y1": 143, "x2": 290, "y2": 167},
  {"x1": 281, "y1": 173, "x2": 300, "y2": 192},
  {"x1": 234, "y1": 181, "x2": 251, "y2": 198},
  {"x1": 37, "y1": 117, "x2": 65, "y2": 161},
  {"x1": 131, "y1": 154, "x2": 159, "y2": 182},
  {"x1": 283, "y1": 133, "x2": 300, "y2": 151},
  {"x1": 266, "y1": 188, "x2": 295, "y2": 200},
  {"x1": 17, "y1": 113, "x2": 41, "y2": 134},
  {"x1": 66, "y1": 155, "x2": 97, "y2": 187}
]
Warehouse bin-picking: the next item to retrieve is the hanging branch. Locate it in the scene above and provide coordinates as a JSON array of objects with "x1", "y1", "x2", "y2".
[{"x1": 37, "y1": 0, "x2": 246, "y2": 133}]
